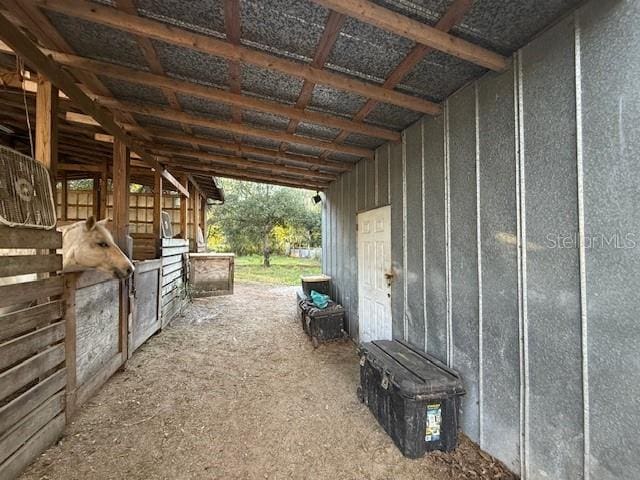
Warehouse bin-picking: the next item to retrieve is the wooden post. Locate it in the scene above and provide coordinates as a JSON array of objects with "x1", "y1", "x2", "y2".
[
  {"x1": 200, "y1": 195, "x2": 206, "y2": 245},
  {"x1": 92, "y1": 174, "x2": 100, "y2": 219},
  {"x1": 112, "y1": 138, "x2": 130, "y2": 364},
  {"x1": 60, "y1": 172, "x2": 68, "y2": 221},
  {"x1": 192, "y1": 189, "x2": 200, "y2": 251},
  {"x1": 35, "y1": 78, "x2": 58, "y2": 186},
  {"x1": 179, "y1": 175, "x2": 188, "y2": 240},
  {"x1": 99, "y1": 166, "x2": 108, "y2": 220},
  {"x1": 112, "y1": 139, "x2": 129, "y2": 250},
  {"x1": 153, "y1": 168, "x2": 162, "y2": 258}
]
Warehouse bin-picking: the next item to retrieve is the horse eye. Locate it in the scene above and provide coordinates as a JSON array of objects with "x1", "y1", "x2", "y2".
[{"x1": 97, "y1": 241, "x2": 109, "y2": 248}]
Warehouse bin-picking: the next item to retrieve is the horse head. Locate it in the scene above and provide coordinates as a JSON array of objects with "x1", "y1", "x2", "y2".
[{"x1": 62, "y1": 216, "x2": 134, "y2": 279}]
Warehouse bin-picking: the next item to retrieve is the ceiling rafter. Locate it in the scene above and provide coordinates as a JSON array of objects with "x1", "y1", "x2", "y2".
[
  {"x1": 116, "y1": 0, "x2": 200, "y2": 150},
  {"x1": 310, "y1": 0, "x2": 507, "y2": 71},
  {"x1": 321, "y1": 0, "x2": 475, "y2": 156},
  {"x1": 30, "y1": 0, "x2": 442, "y2": 115},
  {"x1": 278, "y1": 10, "x2": 346, "y2": 154},
  {"x1": 31, "y1": 50, "x2": 399, "y2": 141},
  {"x1": 94, "y1": 95, "x2": 374, "y2": 159}
]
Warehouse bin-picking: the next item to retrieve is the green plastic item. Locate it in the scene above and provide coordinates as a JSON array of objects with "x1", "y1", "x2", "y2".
[{"x1": 310, "y1": 290, "x2": 330, "y2": 309}]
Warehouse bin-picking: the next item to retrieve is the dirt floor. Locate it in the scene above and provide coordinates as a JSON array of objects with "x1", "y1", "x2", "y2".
[{"x1": 20, "y1": 283, "x2": 515, "y2": 480}]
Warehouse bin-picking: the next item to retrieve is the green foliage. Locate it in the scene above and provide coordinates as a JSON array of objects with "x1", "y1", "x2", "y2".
[
  {"x1": 235, "y1": 255, "x2": 321, "y2": 285},
  {"x1": 207, "y1": 179, "x2": 321, "y2": 267}
]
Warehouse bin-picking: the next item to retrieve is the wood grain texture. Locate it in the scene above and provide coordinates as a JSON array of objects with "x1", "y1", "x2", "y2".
[
  {"x1": 0, "y1": 226, "x2": 61, "y2": 249},
  {"x1": 0, "y1": 254, "x2": 62, "y2": 278},
  {"x1": 0, "y1": 321, "x2": 65, "y2": 371},
  {"x1": 0, "y1": 344, "x2": 65, "y2": 401},
  {"x1": 0, "y1": 277, "x2": 63, "y2": 309},
  {"x1": 0, "y1": 301, "x2": 63, "y2": 343}
]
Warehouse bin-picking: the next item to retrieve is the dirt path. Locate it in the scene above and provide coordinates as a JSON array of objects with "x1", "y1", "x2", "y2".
[{"x1": 20, "y1": 283, "x2": 514, "y2": 480}]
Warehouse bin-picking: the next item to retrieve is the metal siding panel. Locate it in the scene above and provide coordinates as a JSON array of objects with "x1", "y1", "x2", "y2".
[
  {"x1": 377, "y1": 144, "x2": 390, "y2": 207},
  {"x1": 448, "y1": 84, "x2": 480, "y2": 443},
  {"x1": 331, "y1": 181, "x2": 338, "y2": 300},
  {"x1": 336, "y1": 176, "x2": 344, "y2": 306},
  {"x1": 356, "y1": 160, "x2": 366, "y2": 212},
  {"x1": 478, "y1": 65, "x2": 521, "y2": 473},
  {"x1": 322, "y1": 188, "x2": 327, "y2": 275},
  {"x1": 423, "y1": 115, "x2": 447, "y2": 361},
  {"x1": 366, "y1": 157, "x2": 376, "y2": 210},
  {"x1": 580, "y1": 2, "x2": 640, "y2": 479},
  {"x1": 347, "y1": 170, "x2": 359, "y2": 338},
  {"x1": 390, "y1": 140, "x2": 405, "y2": 339},
  {"x1": 404, "y1": 121, "x2": 425, "y2": 349},
  {"x1": 521, "y1": 17, "x2": 584, "y2": 480}
]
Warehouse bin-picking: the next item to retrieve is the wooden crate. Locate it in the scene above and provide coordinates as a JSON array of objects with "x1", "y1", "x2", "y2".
[{"x1": 188, "y1": 253, "x2": 235, "y2": 297}]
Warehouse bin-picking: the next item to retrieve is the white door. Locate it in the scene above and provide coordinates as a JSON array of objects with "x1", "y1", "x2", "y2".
[{"x1": 357, "y1": 206, "x2": 392, "y2": 342}]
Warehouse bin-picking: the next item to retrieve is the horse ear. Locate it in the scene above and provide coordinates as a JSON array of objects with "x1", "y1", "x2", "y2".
[
  {"x1": 85, "y1": 216, "x2": 96, "y2": 231},
  {"x1": 97, "y1": 218, "x2": 110, "y2": 226}
]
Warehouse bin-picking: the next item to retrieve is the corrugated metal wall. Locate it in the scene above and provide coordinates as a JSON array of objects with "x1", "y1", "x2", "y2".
[{"x1": 322, "y1": 1, "x2": 640, "y2": 478}]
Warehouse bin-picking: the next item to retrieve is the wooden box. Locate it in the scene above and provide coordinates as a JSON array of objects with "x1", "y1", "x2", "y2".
[{"x1": 188, "y1": 253, "x2": 234, "y2": 296}]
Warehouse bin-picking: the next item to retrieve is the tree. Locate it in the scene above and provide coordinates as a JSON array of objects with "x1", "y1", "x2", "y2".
[{"x1": 212, "y1": 180, "x2": 320, "y2": 267}]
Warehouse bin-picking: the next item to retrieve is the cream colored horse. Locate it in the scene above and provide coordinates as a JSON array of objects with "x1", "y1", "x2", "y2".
[{"x1": 60, "y1": 216, "x2": 134, "y2": 279}]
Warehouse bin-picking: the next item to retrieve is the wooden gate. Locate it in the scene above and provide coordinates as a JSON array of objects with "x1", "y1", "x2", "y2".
[
  {"x1": 0, "y1": 227, "x2": 65, "y2": 479},
  {"x1": 129, "y1": 259, "x2": 162, "y2": 354}
]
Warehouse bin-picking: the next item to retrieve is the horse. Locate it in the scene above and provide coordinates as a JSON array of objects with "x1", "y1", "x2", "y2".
[
  {"x1": 0, "y1": 216, "x2": 134, "y2": 315},
  {"x1": 59, "y1": 216, "x2": 134, "y2": 279}
]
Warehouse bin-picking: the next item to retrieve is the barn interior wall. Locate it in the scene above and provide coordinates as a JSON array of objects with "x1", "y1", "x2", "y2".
[{"x1": 322, "y1": 0, "x2": 640, "y2": 478}]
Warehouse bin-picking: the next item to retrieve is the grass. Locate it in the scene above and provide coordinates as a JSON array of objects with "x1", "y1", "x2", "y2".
[{"x1": 235, "y1": 254, "x2": 321, "y2": 286}]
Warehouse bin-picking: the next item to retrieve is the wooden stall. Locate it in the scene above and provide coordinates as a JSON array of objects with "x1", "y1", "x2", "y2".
[
  {"x1": 129, "y1": 259, "x2": 162, "y2": 354},
  {"x1": 0, "y1": 227, "x2": 65, "y2": 479},
  {"x1": 161, "y1": 238, "x2": 189, "y2": 327},
  {"x1": 189, "y1": 253, "x2": 235, "y2": 297}
]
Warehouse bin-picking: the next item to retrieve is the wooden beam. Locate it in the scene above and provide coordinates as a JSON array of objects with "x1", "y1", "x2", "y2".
[
  {"x1": 33, "y1": 0, "x2": 442, "y2": 115},
  {"x1": 34, "y1": 77, "x2": 58, "y2": 182},
  {"x1": 60, "y1": 172, "x2": 67, "y2": 220},
  {"x1": 112, "y1": 138, "x2": 129, "y2": 250},
  {"x1": 0, "y1": 10, "x2": 188, "y2": 194},
  {"x1": 43, "y1": 50, "x2": 399, "y2": 141},
  {"x1": 279, "y1": 10, "x2": 346, "y2": 153},
  {"x1": 132, "y1": 127, "x2": 352, "y2": 172},
  {"x1": 65, "y1": 111, "x2": 99, "y2": 126},
  {"x1": 326, "y1": 0, "x2": 474, "y2": 148},
  {"x1": 179, "y1": 175, "x2": 188, "y2": 240},
  {"x1": 96, "y1": 96, "x2": 374, "y2": 159},
  {"x1": 153, "y1": 168, "x2": 162, "y2": 256},
  {"x1": 152, "y1": 146, "x2": 337, "y2": 182},
  {"x1": 310, "y1": 0, "x2": 507, "y2": 71},
  {"x1": 223, "y1": 0, "x2": 243, "y2": 142},
  {"x1": 161, "y1": 168, "x2": 188, "y2": 198}
]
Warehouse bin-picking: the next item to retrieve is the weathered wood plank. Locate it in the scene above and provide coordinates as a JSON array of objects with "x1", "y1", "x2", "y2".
[
  {"x1": 162, "y1": 268, "x2": 183, "y2": 287},
  {"x1": 0, "y1": 277, "x2": 64, "y2": 309},
  {"x1": 161, "y1": 245, "x2": 189, "y2": 257},
  {"x1": 0, "y1": 322, "x2": 65, "y2": 371},
  {"x1": 0, "y1": 227, "x2": 61, "y2": 250},
  {"x1": 0, "y1": 254, "x2": 62, "y2": 278},
  {"x1": 161, "y1": 254, "x2": 183, "y2": 267},
  {"x1": 0, "y1": 391, "x2": 64, "y2": 464},
  {"x1": 0, "y1": 344, "x2": 64, "y2": 402},
  {"x1": 75, "y1": 281, "x2": 119, "y2": 386},
  {"x1": 0, "y1": 413, "x2": 65, "y2": 480},
  {"x1": 161, "y1": 238, "x2": 188, "y2": 248},
  {"x1": 162, "y1": 261, "x2": 183, "y2": 276},
  {"x1": 161, "y1": 277, "x2": 183, "y2": 297},
  {"x1": 133, "y1": 259, "x2": 162, "y2": 274},
  {"x1": 0, "y1": 369, "x2": 66, "y2": 435},
  {"x1": 74, "y1": 352, "x2": 123, "y2": 409},
  {"x1": 130, "y1": 268, "x2": 160, "y2": 353},
  {"x1": 0, "y1": 301, "x2": 63, "y2": 343},
  {"x1": 72, "y1": 270, "x2": 116, "y2": 289}
]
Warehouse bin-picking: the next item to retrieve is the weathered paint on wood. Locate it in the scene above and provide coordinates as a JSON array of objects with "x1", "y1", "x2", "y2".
[{"x1": 130, "y1": 261, "x2": 161, "y2": 353}]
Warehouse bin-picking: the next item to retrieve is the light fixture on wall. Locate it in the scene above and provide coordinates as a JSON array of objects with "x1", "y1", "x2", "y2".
[{"x1": 312, "y1": 191, "x2": 322, "y2": 204}]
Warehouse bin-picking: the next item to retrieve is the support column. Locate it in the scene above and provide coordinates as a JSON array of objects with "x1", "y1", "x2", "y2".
[
  {"x1": 200, "y1": 196, "x2": 206, "y2": 242},
  {"x1": 192, "y1": 189, "x2": 200, "y2": 252},
  {"x1": 179, "y1": 175, "x2": 188, "y2": 240},
  {"x1": 112, "y1": 138, "x2": 130, "y2": 364},
  {"x1": 60, "y1": 172, "x2": 68, "y2": 221},
  {"x1": 35, "y1": 78, "x2": 58, "y2": 188},
  {"x1": 112, "y1": 139, "x2": 130, "y2": 251},
  {"x1": 153, "y1": 168, "x2": 163, "y2": 257}
]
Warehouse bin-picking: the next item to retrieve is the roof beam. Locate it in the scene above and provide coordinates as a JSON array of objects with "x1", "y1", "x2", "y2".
[
  {"x1": 32, "y1": 0, "x2": 442, "y2": 115},
  {"x1": 127, "y1": 126, "x2": 352, "y2": 172},
  {"x1": 279, "y1": 10, "x2": 346, "y2": 153},
  {"x1": 95, "y1": 96, "x2": 374, "y2": 159},
  {"x1": 151, "y1": 146, "x2": 337, "y2": 182},
  {"x1": 116, "y1": 0, "x2": 199, "y2": 149},
  {"x1": 39, "y1": 50, "x2": 399, "y2": 141},
  {"x1": 310, "y1": 0, "x2": 507, "y2": 71},
  {"x1": 0, "y1": 11, "x2": 188, "y2": 194},
  {"x1": 327, "y1": 0, "x2": 474, "y2": 149}
]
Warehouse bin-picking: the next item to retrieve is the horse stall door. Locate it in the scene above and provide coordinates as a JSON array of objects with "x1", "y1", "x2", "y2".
[{"x1": 129, "y1": 259, "x2": 162, "y2": 355}]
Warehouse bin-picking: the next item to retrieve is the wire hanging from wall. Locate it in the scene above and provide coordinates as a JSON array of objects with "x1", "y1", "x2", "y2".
[{"x1": 17, "y1": 57, "x2": 34, "y2": 159}]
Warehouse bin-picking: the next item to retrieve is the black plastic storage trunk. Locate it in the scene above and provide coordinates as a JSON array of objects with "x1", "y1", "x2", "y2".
[
  {"x1": 357, "y1": 340, "x2": 465, "y2": 458},
  {"x1": 300, "y1": 274, "x2": 331, "y2": 298}
]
